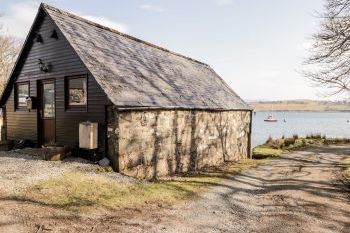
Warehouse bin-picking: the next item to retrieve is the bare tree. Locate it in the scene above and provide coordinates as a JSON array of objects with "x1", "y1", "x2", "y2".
[
  {"x1": 305, "y1": 0, "x2": 350, "y2": 95},
  {"x1": 0, "y1": 24, "x2": 21, "y2": 93}
]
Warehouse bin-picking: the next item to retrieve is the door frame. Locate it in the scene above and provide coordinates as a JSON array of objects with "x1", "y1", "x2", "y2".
[{"x1": 37, "y1": 79, "x2": 56, "y2": 146}]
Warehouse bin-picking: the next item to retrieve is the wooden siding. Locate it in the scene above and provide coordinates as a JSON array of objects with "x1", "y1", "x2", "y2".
[{"x1": 5, "y1": 13, "x2": 109, "y2": 152}]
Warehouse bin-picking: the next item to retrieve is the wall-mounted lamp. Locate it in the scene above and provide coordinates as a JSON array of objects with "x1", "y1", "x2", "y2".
[{"x1": 38, "y1": 59, "x2": 50, "y2": 73}]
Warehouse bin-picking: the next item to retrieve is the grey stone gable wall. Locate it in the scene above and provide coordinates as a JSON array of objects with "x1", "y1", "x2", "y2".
[{"x1": 107, "y1": 108, "x2": 251, "y2": 179}]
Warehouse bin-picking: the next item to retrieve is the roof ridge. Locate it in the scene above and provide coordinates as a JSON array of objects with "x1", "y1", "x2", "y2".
[{"x1": 40, "y1": 3, "x2": 208, "y2": 66}]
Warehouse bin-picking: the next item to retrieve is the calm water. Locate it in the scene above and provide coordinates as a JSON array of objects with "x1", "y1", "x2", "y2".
[{"x1": 252, "y1": 112, "x2": 350, "y2": 147}]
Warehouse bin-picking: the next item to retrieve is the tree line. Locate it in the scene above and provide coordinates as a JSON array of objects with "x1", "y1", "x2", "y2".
[{"x1": 0, "y1": 23, "x2": 21, "y2": 94}]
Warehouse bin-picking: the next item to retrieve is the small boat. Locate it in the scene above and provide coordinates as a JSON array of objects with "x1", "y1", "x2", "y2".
[{"x1": 264, "y1": 115, "x2": 278, "y2": 122}]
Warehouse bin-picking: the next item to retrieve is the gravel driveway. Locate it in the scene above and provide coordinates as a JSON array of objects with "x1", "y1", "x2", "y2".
[
  {"x1": 0, "y1": 146, "x2": 349, "y2": 233},
  {"x1": 134, "y1": 145, "x2": 350, "y2": 233},
  {"x1": 0, "y1": 150, "x2": 134, "y2": 195}
]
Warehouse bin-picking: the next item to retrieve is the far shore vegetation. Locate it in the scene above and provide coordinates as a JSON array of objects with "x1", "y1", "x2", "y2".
[{"x1": 249, "y1": 100, "x2": 350, "y2": 112}]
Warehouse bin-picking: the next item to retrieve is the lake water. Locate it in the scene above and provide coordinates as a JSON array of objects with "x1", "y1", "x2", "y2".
[{"x1": 252, "y1": 111, "x2": 350, "y2": 147}]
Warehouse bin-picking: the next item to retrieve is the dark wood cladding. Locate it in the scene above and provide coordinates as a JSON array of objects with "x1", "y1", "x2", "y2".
[{"x1": 6, "y1": 13, "x2": 109, "y2": 152}]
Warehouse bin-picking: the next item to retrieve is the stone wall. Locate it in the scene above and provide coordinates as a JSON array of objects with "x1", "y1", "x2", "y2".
[{"x1": 107, "y1": 108, "x2": 251, "y2": 179}]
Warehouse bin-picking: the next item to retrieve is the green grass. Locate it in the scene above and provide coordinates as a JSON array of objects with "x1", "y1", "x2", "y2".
[
  {"x1": 257, "y1": 135, "x2": 350, "y2": 156},
  {"x1": 340, "y1": 157, "x2": 350, "y2": 180},
  {"x1": 253, "y1": 135, "x2": 350, "y2": 159},
  {"x1": 252, "y1": 147, "x2": 283, "y2": 159},
  {"x1": 24, "y1": 159, "x2": 268, "y2": 212}
]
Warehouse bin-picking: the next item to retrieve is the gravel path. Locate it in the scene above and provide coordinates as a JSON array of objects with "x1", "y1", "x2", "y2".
[
  {"x1": 0, "y1": 146, "x2": 349, "y2": 232},
  {"x1": 135, "y1": 145, "x2": 350, "y2": 233},
  {"x1": 0, "y1": 150, "x2": 135, "y2": 195}
]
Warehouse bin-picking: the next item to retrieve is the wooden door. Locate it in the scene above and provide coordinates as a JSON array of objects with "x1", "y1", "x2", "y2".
[{"x1": 38, "y1": 80, "x2": 55, "y2": 145}]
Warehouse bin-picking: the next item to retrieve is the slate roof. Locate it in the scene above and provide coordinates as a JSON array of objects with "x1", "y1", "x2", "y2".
[{"x1": 5, "y1": 3, "x2": 251, "y2": 110}]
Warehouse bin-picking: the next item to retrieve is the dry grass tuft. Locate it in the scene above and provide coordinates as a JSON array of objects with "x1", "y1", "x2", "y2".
[{"x1": 340, "y1": 157, "x2": 350, "y2": 180}]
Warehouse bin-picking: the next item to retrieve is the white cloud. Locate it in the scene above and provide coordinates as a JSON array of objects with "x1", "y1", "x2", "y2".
[
  {"x1": 212, "y1": 0, "x2": 234, "y2": 6},
  {"x1": 0, "y1": 2, "x2": 37, "y2": 38},
  {"x1": 82, "y1": 15, "x2": 128, "y2": 33},
  {"x1": 139, "y1": 4, "x2": 164, "y2": 12}
]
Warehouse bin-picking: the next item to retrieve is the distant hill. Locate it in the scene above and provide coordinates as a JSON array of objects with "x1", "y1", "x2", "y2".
[{"x1": 248, "y1": 100, "x2": 350, "y2": 112}]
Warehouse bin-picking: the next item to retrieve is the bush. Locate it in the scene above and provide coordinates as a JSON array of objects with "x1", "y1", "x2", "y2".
[
  {"x1": 270, "y1": 139, "x2": 285, "y2": 149},
  {"x1": 265, "y1": 136, "x2": 273, "y2": 145},
  {"x1": 284, "y1": 138, "x2": 296, "y2": 147},
  {"x1": 325, "y1": 138, "x2": 350, "y2": 145},
  {"x1": 293, "y1": 134, "x2": 299, "y2": 140},
  {"x1": 306, "y1": 133, "x2": 322, "y2": 139}
]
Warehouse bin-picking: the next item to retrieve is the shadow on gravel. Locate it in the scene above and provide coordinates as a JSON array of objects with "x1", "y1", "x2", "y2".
[
  {"x1": 1, "y1": 146, "x2": 349, "y2": 232},
  {"x1": 217, "y1": 146, "x2": 350, "y2": 232},
  {"x1": 149, "y1": 146, "x2": 350, "y2": 232}
]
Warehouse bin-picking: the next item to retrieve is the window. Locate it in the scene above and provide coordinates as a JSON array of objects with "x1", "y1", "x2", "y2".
[
  {"x1": 43, "y1": 82, "x2": 55, "y2": 118},
  {"x1": 15, "y1": 82, "x2": 29, "y2": 109},
  {"x1": 66, "y1": 76, "x2": 87, "y2": 110}
]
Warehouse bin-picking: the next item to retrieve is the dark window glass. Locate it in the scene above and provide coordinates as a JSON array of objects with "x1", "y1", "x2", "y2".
[
  {"x1": 16, "y1": 83, "x2": 29, "y2": 108},
  {"x1": 66, "y1": 76, "x2": 87, "y2": 108}
]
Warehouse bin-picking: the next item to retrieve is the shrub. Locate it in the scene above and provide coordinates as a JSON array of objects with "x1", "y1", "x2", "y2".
[
  {"x1": 284, "y1": 138, "x2": 296, "y2": 147},
  {"x1": 293, "y1": 134, "x2": 299, "y2": 140},
  {"x1": 306, "y1": 133, "x2": 322, "y2": 139},
  {"x1": 265, "y1": 136, "x2": 273, "y2": 145},
  {"x1": 270, "y1": 139, "x2": 285, "y2": 149},
  {"x1": 325, "y1": 138, "x2": 350, "y2": 145}
]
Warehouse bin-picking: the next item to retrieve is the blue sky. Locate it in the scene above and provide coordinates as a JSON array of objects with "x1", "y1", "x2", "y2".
[{"x1": 0, "y1": 0, "x2": 331, "y2": 100}]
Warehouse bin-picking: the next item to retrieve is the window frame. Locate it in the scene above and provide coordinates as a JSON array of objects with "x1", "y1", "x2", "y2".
[
  {"x1": 14, "y1": 81, "x2": 30, "y2": 110},
  {"x1": 65, "y1": 74, "x2": 88, "y2": 111}
]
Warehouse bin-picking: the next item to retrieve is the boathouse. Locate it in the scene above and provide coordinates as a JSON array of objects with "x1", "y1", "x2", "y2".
[{"x1": 0, "y1": 3, "x2": 252, "y2": 179}]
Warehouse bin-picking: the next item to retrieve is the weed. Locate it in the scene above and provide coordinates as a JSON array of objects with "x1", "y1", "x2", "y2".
[{"x1": 340, "y1": 157, "x2": 350, "y2": 180}]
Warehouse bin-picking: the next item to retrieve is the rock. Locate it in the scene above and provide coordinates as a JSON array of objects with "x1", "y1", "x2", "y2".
[
  {"x1": 99, "y1": 157, "x2": 110, "y2": 167},
  {"x1": 42, "y1": 146, "x2": 66, "y2": 161}
]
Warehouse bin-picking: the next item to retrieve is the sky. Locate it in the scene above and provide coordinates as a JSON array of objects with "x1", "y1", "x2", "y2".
[{"x1": 0, "y1": 0, "x2": 334, "y2": 101}]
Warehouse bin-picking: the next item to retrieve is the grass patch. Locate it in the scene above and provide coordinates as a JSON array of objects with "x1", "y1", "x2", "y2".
[
  {"x1": 24, "y1": 159, "x2": 268, "y2": 212},
  {"x1": 340, "y1": 157, "x2": 350, "y2": 180},
  {"x1": 257, "y1": 135, "x2": 350, "y2": 152},
  {"x1": 253, "y1": 135, "x2": 350, "y2": 159},
  {"x1": 252, "y1": 147, "x2": 283, "y2": 159}
]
